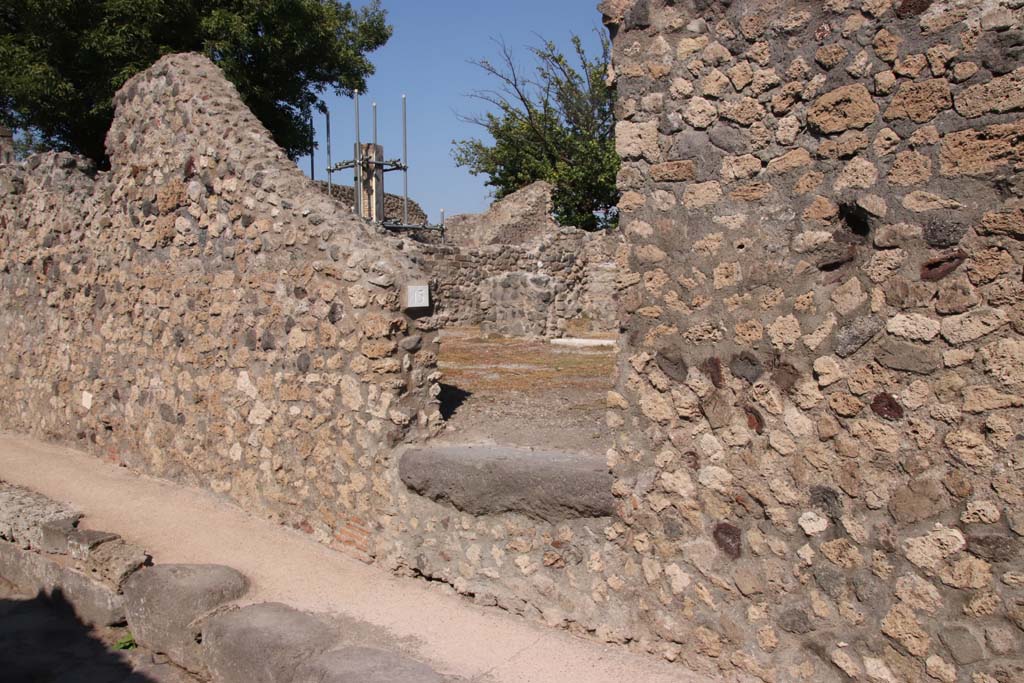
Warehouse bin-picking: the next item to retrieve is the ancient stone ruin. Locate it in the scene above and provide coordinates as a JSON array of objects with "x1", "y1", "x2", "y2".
[
  {"x1": 1, "y1": 1, "x2": 1023, "y2": 681},
  {"x1": 0, "y1": 53, "x2": 444, "y2": 559},
  {"x1": 417, "y1": 181, "x2": 620, "y2": 337},
  {"x1": 605, "y1": 0, "x2": 1024, "y2": 680}
]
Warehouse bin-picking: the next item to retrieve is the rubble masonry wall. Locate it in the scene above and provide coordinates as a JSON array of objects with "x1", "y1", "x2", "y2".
[
  {"x1": 604, "y1": 0, "x2": 1024, "y2": 681},
  {"x1": 413, "y1": 229, "x2": 620, "y2": 338},
  {"x1": 0, "y1": 54, "x2": 443, "y2": 560}
]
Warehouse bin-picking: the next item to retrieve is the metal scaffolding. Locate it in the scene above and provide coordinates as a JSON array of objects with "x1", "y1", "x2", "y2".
[{"x1": 324, "y1": 92, "x2": 445, "y2": 239}]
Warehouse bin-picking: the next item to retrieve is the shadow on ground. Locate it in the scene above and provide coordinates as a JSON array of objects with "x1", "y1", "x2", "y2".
[
  {"x1": 438, "y1": 383, "x2": 473, "y2": 421},
  {"x1": 0, "y1": 587, "x2": 156, "y2": 683}
]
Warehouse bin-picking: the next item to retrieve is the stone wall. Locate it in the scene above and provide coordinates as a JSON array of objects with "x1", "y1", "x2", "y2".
[
  {"x1": 444, "y1": 181, "x2": 560, "y2": 247},
  {"x1": 0, "y1": 54, "x2": 442, "y2": 561},
  {"x1": 315, "y1": 181, "x2": 429, "y2": 226},
  {"x1": 605, "y1": 1, "x2": 1024, "y2": 681},
  {"x1": 412, "y1": 227, "x2": 620, "y2": 338},
  {"x1": 3, "y1": 5, "x2": 1022, "y2": 677}
]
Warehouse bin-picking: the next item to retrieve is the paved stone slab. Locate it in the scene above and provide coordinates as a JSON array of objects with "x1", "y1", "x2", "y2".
[
  {"x1": 399, "y1": 446, "x2": 615, "y2": 522},
  {"x1": 298, "y1": 646, "x2": 443, "y2": 683},
  {"x1": 202, "y1": 602, "x2": 340, "y2": 683},
  {"x1": 124, "y1": 564, "x2": 249, "y2": 674}
]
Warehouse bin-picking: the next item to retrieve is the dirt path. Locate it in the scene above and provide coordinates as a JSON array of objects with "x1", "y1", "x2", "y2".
[
  {"x1": 0, "y1": 433, "x2": 715, "y2": 683},
  {"x1": 436, "y1": 328, "x2": 616, "y2": 454}
]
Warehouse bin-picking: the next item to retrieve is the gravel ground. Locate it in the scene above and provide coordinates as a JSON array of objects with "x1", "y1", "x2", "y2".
[{"x1": 435, "y1": 328, "x2": 617, "y2": 454}]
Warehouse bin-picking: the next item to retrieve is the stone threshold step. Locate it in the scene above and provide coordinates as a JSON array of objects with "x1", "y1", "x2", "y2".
[{"x1": 399, "y1": 445, "x2": 615, "y2": 522}]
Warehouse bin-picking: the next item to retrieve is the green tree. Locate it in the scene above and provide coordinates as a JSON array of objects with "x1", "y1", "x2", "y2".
[
  {"x1": 0, "y1": 0, "x2": 390, "y2": 165},
  {"x1": 453, "y1": 33, "x2": 619, "y2": 231}
]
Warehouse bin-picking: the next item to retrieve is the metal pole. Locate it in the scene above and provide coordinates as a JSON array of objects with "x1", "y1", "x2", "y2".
[
  {"x1": 372, "y1": 102, "x2": 379, "y2": 223},
  {"x1": 309, "y1": 112, "x2": 315, "y2": 180},
  {"x1": 402, "y1": 94, "x2": 409, "y2": 225},
  {"x1": 326, "y1": 108, "x2": 332, "y2": 196},
  {"x1": 354, "y1": 90, "x2": 362, "y2": 218}
]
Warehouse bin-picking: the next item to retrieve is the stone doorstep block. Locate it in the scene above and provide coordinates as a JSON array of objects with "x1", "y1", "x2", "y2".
[
  {"x1": 399, "y1": 445, "x2": 616, "y2": 523},
  {"x1": 0, "y1": 540, "x2": 125, "y2": 626},
  {"x1": 123, "y1": 564, "x2": 249, "y2": 675}
]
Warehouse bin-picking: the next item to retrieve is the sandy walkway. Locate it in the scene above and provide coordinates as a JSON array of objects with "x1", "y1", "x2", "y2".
[{"x1": 0, "y1": 432, "x2": 714, "y2": 683}]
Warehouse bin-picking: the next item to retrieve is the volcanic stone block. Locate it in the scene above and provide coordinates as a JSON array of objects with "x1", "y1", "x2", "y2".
[
  {"x1": 202, "y1": 603, "x2": 339, "y2": 683},
  {"x1": 124, "y1": 564, "x2": 249, "y2": 674},
  {"x1": 399, "y1": 446, "x2": 616, "y2": 522},
  {"x1": 939, "y1": 625, "x2": 985, "y2": 664},
  {"x1": 834, "y1": 316, "x2": 883, "y2": 358},
  {"x1": 875, "y1": 338, "x2": 942, "y2": 374},
  {"x1": 297, "y1": 647, "x2": 443, "y2": 683}
]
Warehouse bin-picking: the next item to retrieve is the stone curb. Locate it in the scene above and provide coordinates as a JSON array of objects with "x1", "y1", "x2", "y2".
[
  {"x1": 0, "y1": 481, "x2": 148, "y2": 625},
  {"x1": 0, "y1": 482, "x2": 449, "y2": 682}
]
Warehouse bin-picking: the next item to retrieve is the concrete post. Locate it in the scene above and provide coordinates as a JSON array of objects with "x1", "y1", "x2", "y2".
[{"x1": 0, "y1": 127, "x2": 14, "y2": 165}]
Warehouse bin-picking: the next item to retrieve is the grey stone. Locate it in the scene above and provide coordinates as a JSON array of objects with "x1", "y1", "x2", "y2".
[
  {"x1": 729, "y1": 352, "x2": 763, "y2": 384},
  {"x1": 67, "y1": 529, "x2": 120, "y2": 561},
  {"x1": 700, "y1": 391, "x2": 734, "y2": 429},
  {"x1": 39, "y1": 516, "x2": 81, "y2": 554},
  {"x1": 708, "y1": 125, "x2": 749, "y2": 155},
  {"x1": 814, "y1": 566, "x2": 847, "y2": 600},
  {"x1": 122, "y1": 651, "x2": 204, "y2": 683},
  {"x1": 83, "y1": 538, "x2": 151, "y2": 589},
  {"x1": 655, "y1": 341, "x2": 689, "y2": 382},
  {"x1": 399, "y1": 446, "x2": 616, "y2": 523},
  {"x1": 297, "y1": 647, "x2": 442, "y2": 683},
  {"x1": 124, "y1": 564, "x2": 249, "y2": 674},
  {"x1": 778, "y1": 608, "x2": 814, "y2": 634},
  {"x1": 1009, "y1": 509, "x2": 1024, "y2": 537},
  {"x1": 624, "y1": 0, "x2": 650, "y2": 30},
  {"x1": 0, "y1": 540, "x2": 125, "y2": 625},
  {"x1": 939, "y1": 625, "x2": 985, "y2": 664},
  {"x1": 875, "y1": 338, "x2": 942, "y2": 374},
  {"x1": 888, "y1": 478, "x2": 949, "y2": 526},
  {"x1": 981, "y1": 30, "x2": 1024, "y2": 75},
  {"x1": 923, "y1": 222, "x2": 968, "y2": 248},
  {"x1": 834, "y1": 316, "x2": 883, "y2": 357},
  {"x1": 202, "y1": 603, "x2": 339, "y2": 683},
  {"x1": 399, "y1": 335, "x2": 422, "y2": 352},
  {"x1": 966, "y1": 533, "x2": 1019, "y2": 563},
  {"x1": 0, "y1": 483, "x2": 80, "y2": 550}
]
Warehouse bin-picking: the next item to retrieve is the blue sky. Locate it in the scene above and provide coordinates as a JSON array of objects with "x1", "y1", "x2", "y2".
[{"x1": 297, "y1": 0, "x2": 606, "y2": 221}]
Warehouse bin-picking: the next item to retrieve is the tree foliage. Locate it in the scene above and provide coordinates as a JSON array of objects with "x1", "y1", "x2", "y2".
[
  {"x1": 0, "y1": 0, "x2": 391, "y2": 165},
  {"x1": 453, "y1": 33, "x2": 619, "y2": 231}
]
